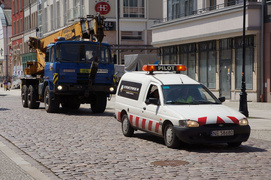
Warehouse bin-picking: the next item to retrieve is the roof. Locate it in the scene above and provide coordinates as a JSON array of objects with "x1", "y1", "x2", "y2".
[{"x1": 122, "y1": 71, "x2": 199, "y2": 85}]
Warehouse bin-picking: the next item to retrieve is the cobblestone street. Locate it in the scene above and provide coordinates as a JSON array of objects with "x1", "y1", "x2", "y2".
[{"x1": 1, "y1": 91, "x2": 271, "y2": 179}]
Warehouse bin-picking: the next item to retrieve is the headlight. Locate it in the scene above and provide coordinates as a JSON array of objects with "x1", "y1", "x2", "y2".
[
  {"x1": 109, "y1": 87, "x2": 115, "y2": 92},
  {"x1": 179, "y1": 120, "x2": 199, "y2": 128},
  {"x1": 57, "y1": 85, "x2": 63, "y2": 91},
  {"x1": 239, "y1": 118, "x2": 248, "y2": 126}
]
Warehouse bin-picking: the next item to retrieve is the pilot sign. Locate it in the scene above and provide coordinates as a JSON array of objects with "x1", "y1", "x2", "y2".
[{"x1": 95, "y1": 2, "x2": 111, "y2": 15}]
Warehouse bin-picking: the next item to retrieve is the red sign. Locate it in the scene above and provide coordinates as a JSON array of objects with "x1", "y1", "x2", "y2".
[{"x1": 95, "y1": 2, "x2": 111, "y2": 15}]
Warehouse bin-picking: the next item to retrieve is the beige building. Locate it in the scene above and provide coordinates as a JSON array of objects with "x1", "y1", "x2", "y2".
[
  {"x1": 36, "y1": 0, "x2": 163, "y2": 64},
  {"x1": 152, "y1": 0, "x2": 263, "y2": 102}
]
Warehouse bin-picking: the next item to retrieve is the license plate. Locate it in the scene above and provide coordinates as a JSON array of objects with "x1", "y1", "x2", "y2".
[
  {"x1": 80, "y1": 69, "x2": 90, "y2": 73},
  {"x1": 211, "y1": 130, "x2": 234, "y2": 137}
]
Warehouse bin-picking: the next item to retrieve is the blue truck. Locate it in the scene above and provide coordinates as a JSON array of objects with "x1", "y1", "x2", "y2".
[{"x1": 21, "y1": 15, "x2": 116, "y2": 113}]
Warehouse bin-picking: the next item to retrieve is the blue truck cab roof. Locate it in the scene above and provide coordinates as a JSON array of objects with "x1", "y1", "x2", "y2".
[{"x1": 47, "y1": 40, "x2": 111, "y2": 48}]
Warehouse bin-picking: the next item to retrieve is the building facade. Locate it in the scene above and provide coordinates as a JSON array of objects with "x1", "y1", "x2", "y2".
[
  {"x1": 10, "y1": 0, "x2": 25, "y2": 79},
  {"x1": 152, "y1": 0, "x2": 263, "y2": 102},
  {"x1": 0, "y1": 0, "x2": 12, "y2": 81}
]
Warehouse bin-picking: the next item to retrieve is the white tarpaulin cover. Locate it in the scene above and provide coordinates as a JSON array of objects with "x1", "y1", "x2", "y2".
[{"x1": 124, "y1": 54, "x2": 160, "y2": 71}]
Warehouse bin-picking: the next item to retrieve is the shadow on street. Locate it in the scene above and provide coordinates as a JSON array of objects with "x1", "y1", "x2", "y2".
[{"x1": 132, "y1": 132, "x2": 267, "y2": 153}]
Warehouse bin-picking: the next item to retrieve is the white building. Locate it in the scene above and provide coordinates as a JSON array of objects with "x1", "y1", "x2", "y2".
[
  {"x1": 152, "y1": 0, "x2": 263, "y2": 102},
  {"x1": 0, "y1": 7, "x2": 11, "y2": 79}
]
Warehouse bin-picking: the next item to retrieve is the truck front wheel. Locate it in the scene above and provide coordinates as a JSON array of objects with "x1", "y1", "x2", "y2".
[
  {"x1": 21, "y1": 85, "x2": 28, "y2": 108},
  {"x1": 44, "y1": 86, "x2": 59, "y2": 113},
  {"x1": 91, "y1": 93, "x2": 107, "y2": 113},
  {"x1": 27, "y1": 85, "x2": 40, "y2": 109}
]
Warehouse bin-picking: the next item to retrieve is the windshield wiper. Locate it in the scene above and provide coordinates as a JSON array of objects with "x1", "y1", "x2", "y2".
[
  {"x1": 166, "y1": 101, "x2": 190, "y2": 104},
  {"x1": 192, "y1": 100, "x2": 220, "y2": 104}
]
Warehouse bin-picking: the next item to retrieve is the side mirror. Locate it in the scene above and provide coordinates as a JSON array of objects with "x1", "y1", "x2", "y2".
[
  {"x1": 113, "y1": 54, "x2": 117, "y2": 64},
  {"x1": 145, "y1": 98, "x2": 160, "y2": 105},
  {"x1": 218, "y1": 97, "x2": 225, "y2": 103}
]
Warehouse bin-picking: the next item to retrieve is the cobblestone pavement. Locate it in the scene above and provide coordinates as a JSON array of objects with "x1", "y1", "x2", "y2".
[{"x1": 1, "y1": 92, "x2": 271, "y2": 179}]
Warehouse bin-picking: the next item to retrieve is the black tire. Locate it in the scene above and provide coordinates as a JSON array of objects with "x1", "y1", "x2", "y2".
[
  {"x1": 44, "y1": 86, "x2": 59, "y2": 113},
  {"x1": 164, "y1": 124, "x2": 180, "y2": 149},
  {"x1": 21, "y1": 85, "x2": 28, "y2": 108},
  {"x1": 27, "y1": 85, "x2": 40, "y2": 109},
  {"x1": 122, "y1": 114, "x2": 134, "y2": 137},
  {"x1": 228, "y1": 142, "x2": 242, "y2": 147},
  {"x1": 91, "y1": 93, "x2": 107, "y2": 113}
]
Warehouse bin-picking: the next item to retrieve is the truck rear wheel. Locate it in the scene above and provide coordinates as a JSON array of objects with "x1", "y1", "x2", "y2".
[
  {"x1": 27, "y1": 85, "x2": 40, "y2": 109},
  {"x1": 91, "y1": 93, "x2": 107, "y2": 113},
  {"x1": 44, "y1": 86, "x2": 59, "y2": 113},
  {"x1": 21, "y1": 85, "x2": 28, "y2": 108}
]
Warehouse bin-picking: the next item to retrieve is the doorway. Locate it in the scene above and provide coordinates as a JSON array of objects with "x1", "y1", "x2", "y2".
[{"x1": 219, "y1": 60, "x2": 231, "y2": 99}]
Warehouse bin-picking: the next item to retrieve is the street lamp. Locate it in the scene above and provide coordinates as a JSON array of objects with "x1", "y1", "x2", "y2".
[{"x1": 239, "y1": 0, "x2": 249, "y2": 117}]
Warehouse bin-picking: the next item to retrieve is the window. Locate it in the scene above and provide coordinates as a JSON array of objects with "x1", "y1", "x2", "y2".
[
  {"x1": 199, "y1": 41, "x2": 216, "y2": 88},
  {"x1": 73, "y1": 0, "x2": 80, "y2": 18},
  {"x1": 56, "y1": 2, "x2": 60, "y2": 29},
  {"x1": 167, "y1": 0, "x2": 197, "y2": 20},
  {"x1": 50, "y1": 48, "x2": 55, "y2": 62},
  {"x1": 117, "y1": 80, "x2": 142, "y2": 100},
  {"x1": 13, "y1": 1, "x2": 15, "y2": 14},
  {"x1": 162, "y1": 84, "x2": 219, "y2": 105},
  {"x1": 20, "y1": 18, "x2": 23, "y2": 33},
  {"x1": 180, "y1": 43, "x2": 196, "y2": 80},
  {"x1": 13, "y1": 22, "x2": 15, "y2": 35},
  {"x1": 235, "y1": 36, "x2": 254, "y2": 90},
  {"x1": 56, "y1": 44, "x2": 112, "y2": 63},
  {"x1": 121, "y1": 31, "x2": 142, "y2": 40},
  {"x1": 163, "y1": 46, "x2": 177, "y2": 64},
  {"x1": 16, "y1": 20, "x2": 19, "y2": 34},
  {"x1": 123, "y1": 0, "x2": 145, "y2": 18},
  {"x1": 146, "y1": 85, "x2": 160, "y2": 105},
  {"x1": 50, "y1": 5, "x2": 54, "y2": 31},
  {"x1": 16, "y1": 0, "x2": 19, "y2": 13},
  {"x1": 20, "y1": 0, "x2": 22, "y2": 11},
  {"x1": 44, "y1": 7, "x2": 48, "y2": 33}
]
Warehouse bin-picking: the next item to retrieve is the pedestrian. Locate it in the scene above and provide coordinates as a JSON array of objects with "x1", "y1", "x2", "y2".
[
  {"x1": 7, "y1": 81, "x2": 11, "y2": 91},
  {"x1": 3, "y1": 80, "x2": 7, "y2": 91}
]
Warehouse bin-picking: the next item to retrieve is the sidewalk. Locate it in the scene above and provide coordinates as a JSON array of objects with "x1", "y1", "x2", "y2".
[{"x1": 0, "y1": 87, "x2": 51, "y2": 180}]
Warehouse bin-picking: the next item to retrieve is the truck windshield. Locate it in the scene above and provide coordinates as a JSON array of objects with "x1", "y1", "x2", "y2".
[
  {"x1": 162, "y1": 84, "x2": 220, "y2": 105},
  {"x1": 55, "y1": 44, "x2": 111, "y2": 63}
]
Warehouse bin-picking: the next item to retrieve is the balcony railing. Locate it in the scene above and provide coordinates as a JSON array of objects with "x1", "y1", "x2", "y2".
[{"x1": 154, "y1": 0, "x2": 259, "y2": 24}]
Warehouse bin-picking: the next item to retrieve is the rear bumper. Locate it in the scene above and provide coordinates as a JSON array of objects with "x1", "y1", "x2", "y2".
[{"x1": 173, "y1": 125, "x2": 250, "y2": 144}]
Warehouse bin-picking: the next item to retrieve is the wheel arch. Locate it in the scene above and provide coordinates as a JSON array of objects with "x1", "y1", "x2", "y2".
[
  {"x1": 162, "y1": 120, "x2": 173, "y2": 135},
  {"x1": 120, "y1": 110, "x2": 128, "y2": 122}
]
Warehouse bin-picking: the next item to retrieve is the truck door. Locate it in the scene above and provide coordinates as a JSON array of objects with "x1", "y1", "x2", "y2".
[
  {"x1": 141, "y1": 84, "x2": 162, "y2": 135},
  {"x1": 44, "y1": 47, "x2": 56, "y2": 89}
]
